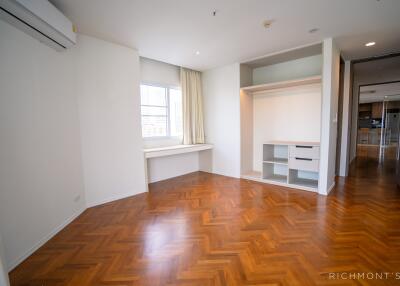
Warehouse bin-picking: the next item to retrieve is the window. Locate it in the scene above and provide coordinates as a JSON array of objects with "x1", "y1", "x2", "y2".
[{"x1": 140, "y1": 84, "x2": 182, "y2": 138}]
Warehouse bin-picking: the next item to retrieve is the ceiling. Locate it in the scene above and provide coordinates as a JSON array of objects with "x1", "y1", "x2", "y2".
[
  {"x1": 50, "y1": 0, "x2": 400, "y2": 71},
  {"x1": 360, "y1": 82, "x2": 400, "y2": 103}
]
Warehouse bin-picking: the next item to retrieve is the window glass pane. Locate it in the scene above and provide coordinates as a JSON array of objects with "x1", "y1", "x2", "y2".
[
  {"x1": 140, "y1": 85, "x2": 166, "y2": 106},
  {"x1": 141, "y1": 106, "x2": 167, "y2": 116},
  {"x1": 169, "y1": 88, "x2": 183, "y2": 137},
  {"x1": 141, "y1": 116, "x2": 167, "y2": 137}
]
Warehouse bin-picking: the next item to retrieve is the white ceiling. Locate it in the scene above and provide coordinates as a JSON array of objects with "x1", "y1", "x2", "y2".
[
  {"x1": 50, "y1": 0, "x2": 400, "y2": 71},
  {"x1": 360, "y1": 82, "x2": 400, "y2": 103}
]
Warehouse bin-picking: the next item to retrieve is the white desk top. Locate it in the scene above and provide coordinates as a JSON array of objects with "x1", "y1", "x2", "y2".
[
  {"x1": 264, "y1": 140, "x2": 320, "y2": 146},
  {"x1": 144, "y1": 144, "x2": 213, "y2": 158}
]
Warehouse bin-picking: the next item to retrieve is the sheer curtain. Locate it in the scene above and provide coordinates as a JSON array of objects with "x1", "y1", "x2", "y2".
[{"x1": 181, "y1": 67, "x2": 205, "y2": 145}]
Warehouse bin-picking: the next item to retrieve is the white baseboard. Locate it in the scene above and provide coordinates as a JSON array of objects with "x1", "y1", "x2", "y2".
[
  {"x1": 327, "y1": 182, "x2": 336, "y2": 195},
  {"x1": 319, "y1": 182, "x2": 335, "y2": 196},
  {"x1": 7, "y1": 207, "x2": 85, "y2": 272},
  {"x1": 86, "y1": 191, "x2": 142, "y2": 208},
  {"x1": 200, "y1": 169, "x2": 241, "y2": 179},
  {"x1": 8, "y1": 190, "x2": 147, "y2": 271},
  {"x1": 148, "y1": 168, "x2": 199, "y2": 184}
]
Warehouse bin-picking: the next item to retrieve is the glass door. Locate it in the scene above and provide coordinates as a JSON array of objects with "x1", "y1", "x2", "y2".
[{"x1": 380, "y1": 100, "x2": 400, "y2": 162}]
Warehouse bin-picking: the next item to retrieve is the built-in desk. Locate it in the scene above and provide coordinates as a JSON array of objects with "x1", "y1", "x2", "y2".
[
  {"x1": 143, "y1": 144, "x2": 213, "y2": 185},
  {"x1": 144, "y1": 144, "x2": 213, "y2": 158}
]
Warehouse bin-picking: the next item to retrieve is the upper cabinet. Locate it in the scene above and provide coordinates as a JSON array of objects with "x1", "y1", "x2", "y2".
[
  {"x1": 240, "y1": 43, "x2": 323, "y2": 89},
  {"x1": 372, "y1": 102, "x2": 383, "y2": 118}
]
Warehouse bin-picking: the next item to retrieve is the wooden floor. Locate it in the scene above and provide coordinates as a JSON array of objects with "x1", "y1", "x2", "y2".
[{"x1": 9, "y1": 158, "x2": 400, "y2": 285}]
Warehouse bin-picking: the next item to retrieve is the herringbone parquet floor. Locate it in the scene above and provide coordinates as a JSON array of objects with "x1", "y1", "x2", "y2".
[{"x1": 9, "y1": 157, "x2": 400, "y2": 285}]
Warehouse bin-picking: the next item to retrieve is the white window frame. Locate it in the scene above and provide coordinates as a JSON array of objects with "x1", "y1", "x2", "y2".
[{"x1": 140, "y1": 83, "x2": 182, "y2": 142}]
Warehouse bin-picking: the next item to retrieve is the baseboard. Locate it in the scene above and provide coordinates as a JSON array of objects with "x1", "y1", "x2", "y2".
[
  {"x1": 7, "y1": 190, "x2": 147, "y2": 271},
  {"x1": 199, "y1": 170, "x2": 241, "y2": 179},
  {"x1": 327, "y1": 182, "x2": 336, "y2": 194},
  {"x1": 7, "y1": 207, "x2": 85, "y2": 272},
  {"x1": 148, "y1": 168, "x2": 199, "y2": 184},
  {"x1": 86, "y1": 191, "x2": 143, "y2": 208},
  {"x1": 320, "y1": 182, "x2": 336, "y2": 196},
  {"x1": 317, "y1": 181, "x2": 335, "y2": 196}
]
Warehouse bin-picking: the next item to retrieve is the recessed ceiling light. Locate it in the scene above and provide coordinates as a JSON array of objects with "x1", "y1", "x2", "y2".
[
  {"x1": 365, "y1": 42, "x2": 376, "y2": 47},
  {"x1": 195, "y1": 51, "x2": 200, "y2": 55},
  {"x1": 309, "y1": 28, "x2": 319, "y2": 34},
  {"x1": 263, "y1": 20, "x2": 274, "y2": 29}
]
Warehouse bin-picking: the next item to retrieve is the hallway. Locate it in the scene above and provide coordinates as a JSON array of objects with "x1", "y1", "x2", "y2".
[{"x1": 348, "y1": 155, "x2": 398, "y2": 182}]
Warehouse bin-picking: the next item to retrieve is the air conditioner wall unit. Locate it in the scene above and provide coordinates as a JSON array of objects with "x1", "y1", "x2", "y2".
[{"x1": 0, "y1": 0, "x2": 77, "y2": 51}]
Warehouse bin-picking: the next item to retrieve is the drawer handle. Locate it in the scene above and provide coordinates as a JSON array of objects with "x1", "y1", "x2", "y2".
[
  {"x1": 295, "y1": 157, "x2": 313, "y2": 161},
  {"x1": 295, "y1": 145, "x2": 313, "y2": 149}
]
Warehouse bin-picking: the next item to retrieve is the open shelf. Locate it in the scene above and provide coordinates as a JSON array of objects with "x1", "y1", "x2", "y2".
[
  {"x1": 263, "y1": 144, "x2": 288, "y2": 163},
  {"x1": 290, "y1": 177, "x2": 318, "y2": 189},
  {"x1": 263, "y1": 158, "x2": 288, "y2": 165},
  {"x1": 263, "y1": 174, "x2": 288, "y2": 183},
  {"x1": 288, "y1": 169, "x2": 318, "y2": 189},
  {"x1": 263, "y1": 162, "x2": 288, "y2": 183},
  {"x1": 241, "y1": 167, "x2": 318, "y2": 192},
  {"x1": 241, "y1": 75, "x2": 321, "y2": 94}
]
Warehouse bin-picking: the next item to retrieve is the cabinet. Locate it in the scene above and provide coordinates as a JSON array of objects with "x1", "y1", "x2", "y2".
[
  {"x1": 260, "y1": 141, "x2": 320, "y2": 192},
  {"x1": 372, "y1": 102, "x2": 383, "y2": 118},
  {"x1": 239, "y1": 44, "x2": 323, "y2": 194}
]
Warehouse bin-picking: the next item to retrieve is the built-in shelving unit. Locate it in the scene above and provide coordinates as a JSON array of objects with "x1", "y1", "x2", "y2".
[
  {"x1": 241, "y1": 75, "x2": 321, "y2": 94},
  {"x1": 242, "y1": 141, "x2": 320, "y2": 192},
  {"x1": 239, "y1": 42, "x2": 323, "y2": 194}
]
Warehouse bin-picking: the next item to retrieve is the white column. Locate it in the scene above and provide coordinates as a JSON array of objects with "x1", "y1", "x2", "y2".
[
  {"x1": 319, "y1": 38, "x2": 341, "y2": 195},
  {"x1": 0, "y1": 234, "x2": 10, "y2": 286},
  {"x1": 339, "y1": 61, "x2": 352, "y2": 176}
]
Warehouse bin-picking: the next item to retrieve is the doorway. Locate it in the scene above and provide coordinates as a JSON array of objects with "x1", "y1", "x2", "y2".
[{"x1": 356, "y1": 82, "x2": 400, "y2": 163}]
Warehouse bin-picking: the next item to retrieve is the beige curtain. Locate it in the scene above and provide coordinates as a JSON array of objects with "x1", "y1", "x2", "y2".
[{"x1": 181, "y1": 67, "x2": 205, "y2": 145}]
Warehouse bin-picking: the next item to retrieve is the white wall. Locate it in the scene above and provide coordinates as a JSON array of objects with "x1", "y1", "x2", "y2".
[
  {"x1": 252, "y1": 54, "x2": 322, "y2": 85},
  {"x1": 0, "y1": 21, "x2": 147, "y2": 271},
  {"x1": 339, "y1": 61, "x2": 352, "y2": 176},
  {"x1": 319, "y1": 38, "x2": 340, "y2": 195},
  {"x1": 147, "y1": 153, "x2": 199, "y2": 183},
  {"x1": 240, "y1": 64, "x2": 254, "y2": 174},
  {"x1": 140, "y1": 57, "x2": 180, "y2": 87},
  {"x1": 201, "y1": 63, "x2": 241, "y2": 178},
  {"x1": 0, "y1": 235, "x2": 9, "y2": 286},
  {"x1": 253, "y1": 84, "x2": 322, "y2": 171},
  {"x1": 76, "y1": 35, "x2": 146, "y2": 207},
  {"x1": 0, "y1": 21, "x2": 86, "y2": 270}
]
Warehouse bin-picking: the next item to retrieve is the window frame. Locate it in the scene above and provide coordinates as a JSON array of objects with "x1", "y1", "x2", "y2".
[{"x1": 140, "y1": 83, "x2": 182, "y2": 140}]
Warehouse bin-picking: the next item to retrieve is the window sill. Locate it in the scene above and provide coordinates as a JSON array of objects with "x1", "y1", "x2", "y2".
[{"x1": 144, "y1": 144, "x2": 213, "y2": 159}]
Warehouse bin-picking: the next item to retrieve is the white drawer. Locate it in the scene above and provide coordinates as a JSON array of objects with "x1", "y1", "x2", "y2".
[
  {"x1": 289, "y1": 145, "x2": 320, "y2": 159},
  {"x1": 289, "y1": 157, "x2": 319, "y2": 172}
]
